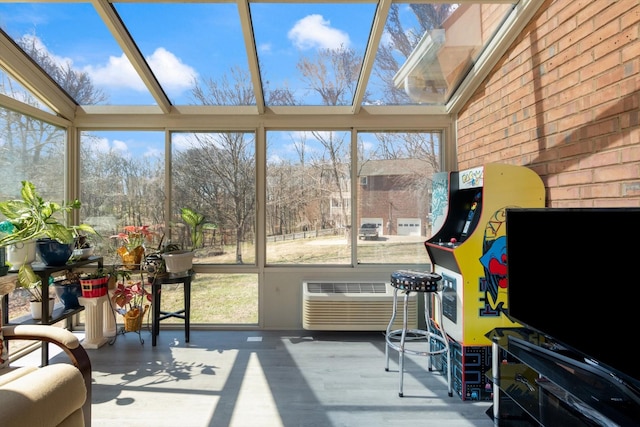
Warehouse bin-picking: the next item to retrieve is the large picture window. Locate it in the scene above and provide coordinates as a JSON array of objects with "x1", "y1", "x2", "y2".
[
  {"x1": 80, "y1": 130, "x2": 165, "y2": 263},
  {"x1": 356, "y1": 131, "x2": 440, "y2": 264},
  {"x1": 266, "y1": 130, "x2": 351, "y2": 265},
  {"x1": 171, "y1": 131, "x2": 256, "y2": 266}
]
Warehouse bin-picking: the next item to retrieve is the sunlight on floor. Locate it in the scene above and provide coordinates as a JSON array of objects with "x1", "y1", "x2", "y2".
[{"x1": 230, "y1": 352, "x2": 284, "y2": 427}]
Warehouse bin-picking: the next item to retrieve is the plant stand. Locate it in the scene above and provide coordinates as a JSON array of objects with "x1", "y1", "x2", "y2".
[
  {"x1": 78, "y1": 294, "x2": 111, "y2": 349},
  {"x1": 108, "y1": 267, "x2": 152, "y2": 345},
  {"x1": 110, "y1": 306, "x2": 148, "y2": 345}
]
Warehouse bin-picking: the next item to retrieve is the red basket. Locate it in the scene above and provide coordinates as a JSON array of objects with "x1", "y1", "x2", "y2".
[{"x1": 80, "y1": 276, "x2": 109, "y2": 298}]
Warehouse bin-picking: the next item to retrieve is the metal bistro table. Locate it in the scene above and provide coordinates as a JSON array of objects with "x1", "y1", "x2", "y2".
[{"x1": 150, "y1": 270, "x2": 194, "y2": 347}]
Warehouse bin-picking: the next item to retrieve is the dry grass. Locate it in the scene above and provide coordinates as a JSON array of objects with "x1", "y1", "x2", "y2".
[{"x1": 8, "y1": 234, "x2": 427, "y2": 330}]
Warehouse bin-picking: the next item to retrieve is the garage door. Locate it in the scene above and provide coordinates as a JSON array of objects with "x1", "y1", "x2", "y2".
[{"x1": 397, "y1": 218, "x2": 421, "y2": 236}]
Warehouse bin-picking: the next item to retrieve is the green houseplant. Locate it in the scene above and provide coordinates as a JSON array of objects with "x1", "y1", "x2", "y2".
[
  {"x1": 16, "y1": 262, "x2": 54, "y2": 319},
  {"x1": 0, "y1": 180, "x2": 98, "y2": 269},
  {"x1": 52, "y1": 270, "x2": 83, "y2": 310},
  {"x1": 78, "y1": 267, "x2": 112, "y2": 298},
  {"x1": 111, "y1": 269, "x2": 151, "y2": 332},
  {"x1": 161, "y1": 207, "x2": 207, "y2": 273}
]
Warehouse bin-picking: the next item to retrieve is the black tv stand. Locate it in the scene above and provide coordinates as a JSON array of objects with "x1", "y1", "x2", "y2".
[{"x1": 486, "y1": 327, "x2": 640, "y2": 426}]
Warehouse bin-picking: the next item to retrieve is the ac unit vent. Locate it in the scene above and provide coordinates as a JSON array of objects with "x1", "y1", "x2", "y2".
[
  {"x1": 305, "y1": 282, "x2": 388, "y2": 294},
  {"x1": 302, "y1": 281, "x2": 417, "y2": 331}
]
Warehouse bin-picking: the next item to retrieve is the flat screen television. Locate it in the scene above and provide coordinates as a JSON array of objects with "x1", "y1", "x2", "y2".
[{"x1": 505, "y1": 207, "x2": 640, "y2": 390}]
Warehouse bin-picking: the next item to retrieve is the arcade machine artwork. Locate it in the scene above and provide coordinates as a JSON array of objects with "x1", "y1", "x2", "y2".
[{"x1": 424, "y1": 163, "x2": 545, "y2": 400}]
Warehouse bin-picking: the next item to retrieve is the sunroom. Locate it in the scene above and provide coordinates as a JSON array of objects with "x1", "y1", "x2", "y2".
[{"x1": 0, "y1": 0, "x2": 540, "y2": 331}]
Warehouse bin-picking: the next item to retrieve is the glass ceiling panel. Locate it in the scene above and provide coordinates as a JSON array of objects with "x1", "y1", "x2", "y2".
[
  {"x1": 251, "y1": 2, "x2": 376, "y2": 106},
  {"x1": 0, "y1": 2, "x2": 152, "y2": 106},
  {"x1": 370, "y1": 2, "x2": 515, "y2": 105},
  {"x1": 0, "y1": 1, "x2": 522, "y2": 111},
  {"x1": 115, "y1": 2, "x2": 250, "y2": 106},
  {"x1": 0, "y1": 67, "x2": 53, "y2": 113}
]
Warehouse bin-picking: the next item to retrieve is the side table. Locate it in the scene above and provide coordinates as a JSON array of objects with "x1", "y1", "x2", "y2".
[{"x1": 150, "y1": 271, "x2": 193, "y2": 346}]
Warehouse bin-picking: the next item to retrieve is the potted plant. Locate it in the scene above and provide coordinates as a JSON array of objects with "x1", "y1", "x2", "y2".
[
  {"x1": 111, "y1": 225, "x2": 155, "y2": 269},
  {"x1": 70, "y1": 233, "x2": 96, "y2": 261},
  {"x1": 162, "y1": 207, "x2": 208, "y2": 273},
  {"x1": 16, "y1": 262, "x2": 54, "y2": 320},
  {"x1": 0, "y1": 180, "x2": 98, "y2": 269},
  {"x1": 79, "y1": 268, "x2": 112, "y2": 298},
  {"x1": 111, "y1": 270, "x2": 151, "y2": 332},
  {"x1": 52, "y1": 270, "x2": 83, "y2": 310}
]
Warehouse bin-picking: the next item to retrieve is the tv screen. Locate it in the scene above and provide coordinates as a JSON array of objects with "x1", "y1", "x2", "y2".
[{"x1": 505, "y1": 207, "x2": 640, "y2": 386}]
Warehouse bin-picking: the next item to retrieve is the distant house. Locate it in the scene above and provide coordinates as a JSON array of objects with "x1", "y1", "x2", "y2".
[{"x1": 358, "y1": 159, "x2": 435, "y2": 237}]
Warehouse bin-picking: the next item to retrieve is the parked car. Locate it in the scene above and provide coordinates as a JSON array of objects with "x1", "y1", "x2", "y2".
[{"x1": 358, "y1": 223, "x2": 379, "y2": 240}]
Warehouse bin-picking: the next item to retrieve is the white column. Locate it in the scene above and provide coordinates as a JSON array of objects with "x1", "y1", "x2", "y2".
[
  {"x1": 104, "y1": 290, "x2": 117, "y2": 337},
  {"x1": 78, "y1": 295, "x2": 110, "y2": 349}
]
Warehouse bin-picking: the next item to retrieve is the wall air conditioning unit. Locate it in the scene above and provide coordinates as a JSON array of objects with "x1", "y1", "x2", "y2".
[{"x1": 302, "y1": 281, "x2": 418, "y2": 331}]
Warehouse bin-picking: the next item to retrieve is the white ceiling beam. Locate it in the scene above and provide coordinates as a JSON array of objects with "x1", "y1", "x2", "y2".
[
  {"x1": 74, "y1": 104, "x2": 451, "y2": 129},
  {"x1": 91, "y1": 0, "x2": 172, "y2": 113},
  {"x1": 237, "y1": 0, "x2": 266, "y2": 114},
  {"x1": 0, "y1": 93, "x2": 72, "y2": 128},
  {"x1": 352, "y1": 0, "x2": 392, "y2": 114},
  {"x1": 0, "y1": 31, "x2": 77, "y2": 120}
]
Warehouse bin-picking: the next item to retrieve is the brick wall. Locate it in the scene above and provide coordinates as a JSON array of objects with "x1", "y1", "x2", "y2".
[{"x1": 456, "y1": 0, "x2": 640, "y2": 207}]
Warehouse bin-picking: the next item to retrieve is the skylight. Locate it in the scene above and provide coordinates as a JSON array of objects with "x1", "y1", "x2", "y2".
[{"x1": 0, "y1": 1, "x2": 519, "y2": 115}]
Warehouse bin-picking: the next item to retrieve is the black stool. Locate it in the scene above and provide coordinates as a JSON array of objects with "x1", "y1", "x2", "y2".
[
  {"x1": 150, "y1": 270, "x2": 194, "y2": 346},
  {"x1": 385, "y1": 270, "x2": 452, "y2": 397}
]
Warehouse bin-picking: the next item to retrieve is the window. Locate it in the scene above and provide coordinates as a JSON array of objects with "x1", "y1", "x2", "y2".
[
  {"x1": 80, "y1": 130, "x2": 165, "y2": 263},
  {"x1": 171, "y1": 131, "x2": 256, "y2": 265},
  {"x1": 356, "y1": 131, "x2": 440, "y2": 264},
  {"x1": 266, "y1": 130, "x2": 351, "y2": 265}
]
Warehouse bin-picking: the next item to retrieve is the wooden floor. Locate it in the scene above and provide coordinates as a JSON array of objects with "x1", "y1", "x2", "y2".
[{"x1": 40, "y1": 328, "x2": 494, "y2": 427}]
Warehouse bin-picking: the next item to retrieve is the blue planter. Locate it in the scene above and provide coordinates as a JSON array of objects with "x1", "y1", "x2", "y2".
[
  {"x1": 53, "y1": 283, "x2": 82, "y2": 310},
  {"x1": 36, "y1": 238, "x2": 73, "y2": 266}
]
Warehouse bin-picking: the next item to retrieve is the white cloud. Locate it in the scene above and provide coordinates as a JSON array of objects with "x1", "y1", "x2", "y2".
[
  {"x1": 83, "y1": 47, "x2": 197, "y2": 95},
  {"x1": 146, "y1": 47, "x2": 198, "y2": 94},
  {"x1": 112, "y1": 139, "x2": 129, "y2": 153},
  {"x1": 19, "y1": 34, "x2": 196, "y2": 96},
  {"x1": 19, "y1": 34, "x2": 74, "y2": 70},
  {"x1": 83, "y1": 54, "x2": 145, "y2": 91},
  {"x1": 258, "y1": 42, "x2": 272, "y2": 54},
  {"x1": 171, "y1": 133, "x2": 195, "y2": 150},
  {"x1": 144, "y1": 147, "x2": 163, "y2": 158},
  {"x1": 288, "y1": 14, "x2": 350, "y2": 50},
  {"x1": 92, "y1": 136, "x2": 111, "y2": 153}
]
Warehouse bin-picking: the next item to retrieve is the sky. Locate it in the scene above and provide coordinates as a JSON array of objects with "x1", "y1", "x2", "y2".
[
  {"x1": 0, "y1": 2, "x2": 380, "y2": 105},
  {"x1": 0, "y1": 1, "x2": 423, "y2": 160}
]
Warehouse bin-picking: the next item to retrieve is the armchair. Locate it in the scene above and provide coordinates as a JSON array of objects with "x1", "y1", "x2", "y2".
[{"x1": 0, "y1": 324, "x2": 92, "y2": 427}]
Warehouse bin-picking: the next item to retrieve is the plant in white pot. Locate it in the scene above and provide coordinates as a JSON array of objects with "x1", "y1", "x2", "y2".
[
  {"x1": 16, "y1": 262, "x2": 54, "y2": 320},
  {"x1": 162, "y1": 207, "x2": 208, "y2": 273},
  {"x1": 0, "y1": 181, "x2": 98, "y2": 269}
]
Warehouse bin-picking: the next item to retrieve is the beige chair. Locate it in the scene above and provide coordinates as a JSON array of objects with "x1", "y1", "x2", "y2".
[{"x1": 0, "y1": 324, "x2": 91, "y2": 427}]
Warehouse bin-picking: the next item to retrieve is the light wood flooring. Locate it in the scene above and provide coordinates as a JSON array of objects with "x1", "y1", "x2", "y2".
[{"x1": 34, "y1": 328, "x2": 495, "y2": 427}]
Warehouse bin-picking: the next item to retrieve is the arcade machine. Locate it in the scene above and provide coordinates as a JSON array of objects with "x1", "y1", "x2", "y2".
[{"x1": 424, "y1": 163, "x2": 545, "y2": 401}]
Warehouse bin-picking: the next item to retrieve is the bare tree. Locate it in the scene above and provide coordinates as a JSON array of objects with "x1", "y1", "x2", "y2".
[
  {"x1": 297, "y1": 45, "x2": 362, "y2": 106},
  {"x1": 173, "y1": 132, "x2": 255, "y2": 263},
  {"x1": 18, "y1": 34, "x2": 107, "y2": 105},
  {"x1": 0, "y1": 34, "x2": 107, "y2": 200}
]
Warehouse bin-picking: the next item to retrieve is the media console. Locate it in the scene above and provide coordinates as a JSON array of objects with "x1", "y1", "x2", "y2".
[{"x1": 486, "y1": 327, "x2": 640, "y2": 426}]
